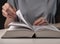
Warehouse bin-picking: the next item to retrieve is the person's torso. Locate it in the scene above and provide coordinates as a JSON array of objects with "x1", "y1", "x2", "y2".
[
  {"x1": 17, "y1": 0, "x2": 48, "y2": 24},
  {"x1": 7, "y1": 0, "x2": 56, "y2": 24}
]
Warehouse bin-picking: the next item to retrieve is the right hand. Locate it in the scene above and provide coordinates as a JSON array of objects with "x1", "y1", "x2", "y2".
[{"x1": 2, "y1": 3, "x2": 16, "y2": 19}]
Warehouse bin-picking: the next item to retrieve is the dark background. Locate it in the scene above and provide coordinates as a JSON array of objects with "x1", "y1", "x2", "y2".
[
  {"x1": 55, "y1": 0, "x2": 60, "y2": 23},
  {"x1": 0, "y1": 0, "x2": 7, "y2": 29},
  {"x1": 0, "y1": 0, "x2": 60, "y2": 29}
]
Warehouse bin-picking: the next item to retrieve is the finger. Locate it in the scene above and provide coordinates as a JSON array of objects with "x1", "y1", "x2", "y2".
[
  {"x1": 7, "y1": 7, "x2": 16, "y2": 15},
  {"x1": 2, "y1": 3, "x2": 9, "y2": 11},
  {"x1": 37, "y1": 18, "x2": 48, "y2": 25},
  {"x1": 2, "y1": 6, "x2": 7, "y2": 11},
  {"x1": 33, "y1": 18, "x2": 42, "y2": 25},
  {"x1": 5, "y1": 4, "x2": 16, "y2": 14},
  {"x1": 4, "y1": 3, "x2": 16, "y2": 18},
  {"x1": 37, "y1": 19, "x2": 45, "y2": 25},
  {"x1": 2, "y1": 9, "x2": 12, "y2": 18},
  {"x1": 7, "y1": 10, "x2": 16, "y2": 18},
  {"x1": 2, "y1": 9, "x2": 8, "y2": 17},
  {"x1": 6, "y1": 5, "x2": 16, "y2": 18},
  {"x1": 40, "y1": 21, "x2": 48, "y2": 25}
]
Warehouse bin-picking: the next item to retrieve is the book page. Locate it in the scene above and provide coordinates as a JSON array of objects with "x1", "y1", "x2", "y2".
[
  {"x1": 16, "y1": 10, "x2": 33, "y2": 30},
  {"x1": 16, "y1": 10, "x2": 28, "y2": 25},
  {"x1": 33, "y1": 24, "x2": 60, "y2": 32},
  {"x1": 8, "y1": 22, "x2": 33, "y2": 30}
]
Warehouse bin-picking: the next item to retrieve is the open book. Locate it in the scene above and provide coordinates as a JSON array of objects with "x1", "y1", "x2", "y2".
[{"x1": 2, "y1": 10, "x2": 60, "y2": 38}]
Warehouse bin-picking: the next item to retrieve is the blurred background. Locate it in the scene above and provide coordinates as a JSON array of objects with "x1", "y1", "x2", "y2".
[{"x1": 0, "y1": 0, "x2": 60, "y2": 29}]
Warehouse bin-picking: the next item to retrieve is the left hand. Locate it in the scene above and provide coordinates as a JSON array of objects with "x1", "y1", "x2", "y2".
[{"x1": 33, "y1": 17, "x2": 48, "y2": 26}]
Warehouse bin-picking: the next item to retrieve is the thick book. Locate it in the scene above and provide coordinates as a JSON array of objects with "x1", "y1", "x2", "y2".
[{"x1": 2, "y1": 10, "x2": 60, "y2": 38}]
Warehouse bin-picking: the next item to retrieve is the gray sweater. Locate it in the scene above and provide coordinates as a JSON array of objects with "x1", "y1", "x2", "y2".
[{"x1": 7, "y1": 0, "x2": 57, "y2": 24}]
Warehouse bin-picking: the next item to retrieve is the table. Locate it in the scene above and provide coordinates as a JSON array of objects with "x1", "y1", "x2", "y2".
[{"x1": 0, "y1": 30, "x2": 60, "y2": 44}]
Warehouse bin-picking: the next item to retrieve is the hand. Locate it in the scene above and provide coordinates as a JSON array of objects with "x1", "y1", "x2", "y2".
[
  {"x1": 2, "y1": 3, "x2": 17, "y2": 28},
  {"x1": 33, "y1": 17, "x2": 48, "y2": 26},
  {"x1": 2, "y1": 3, "x2": 16, "y2": 19}
]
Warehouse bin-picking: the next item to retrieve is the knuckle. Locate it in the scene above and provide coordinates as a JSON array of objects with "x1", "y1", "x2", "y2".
[
  {"x1": 5, "y1": 3, "x2": 10, "y2": 7},
  {"x1": 2, "y1": 3, "x2": 7, "y2": 8},
  {"x1": 4, "y1": 3, "x2": 10, "y2": 9},
  {"x1": 2, "y1": 3, "x2": 10, "y2": 11}
]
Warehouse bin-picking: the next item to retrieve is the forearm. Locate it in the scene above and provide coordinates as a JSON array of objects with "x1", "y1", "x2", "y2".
[{"x1": 4, "y1": 18, "x2": 15, "y2": 28}]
